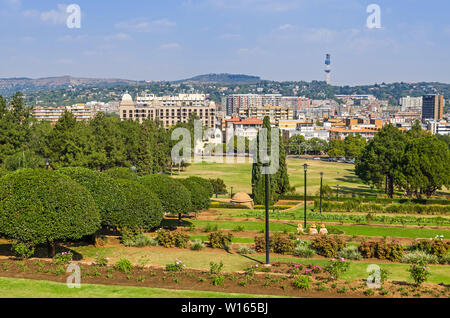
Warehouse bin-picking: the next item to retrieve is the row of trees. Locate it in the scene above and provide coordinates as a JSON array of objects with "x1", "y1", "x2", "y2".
[
  {"x1": 0, "y1": 167, "x2": 214, "y2": 258},
  {"x1": 285, "y1": 134, "x2": 366, "y2": 159},
  {"x1": 356, "y1": 122, "x2": 450, "y2": 198},
  {"x1": 0, "y1": 93, "x2": 175, "y2": 175}
]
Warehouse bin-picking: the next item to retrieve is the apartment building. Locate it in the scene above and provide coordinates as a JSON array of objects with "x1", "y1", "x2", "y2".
[
  {"x1": 225, "y1": 94, "x2": 309, "y2": 116},
  {"x1": 119, "y1": 93, "x2": 217, "y2": 128},
  {"x1": 32, "y1": 104, "x2": 97, "y2": 123},
  {"x1": 238, "y1": 105, "x2": 294, "y2": 122}
]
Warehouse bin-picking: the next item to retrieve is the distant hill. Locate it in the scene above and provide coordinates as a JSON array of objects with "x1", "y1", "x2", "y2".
[
  {"x1": 177, "y1": 73, "x2": 262, "y2": 84},
  {"x1": 0, "y1": 76, "x2": 141, "y2": 96}
]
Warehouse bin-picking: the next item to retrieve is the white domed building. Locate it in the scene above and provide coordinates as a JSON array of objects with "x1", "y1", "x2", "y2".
[{"x1": 119, "y1": 93, "x2": 136, "y2": 121}]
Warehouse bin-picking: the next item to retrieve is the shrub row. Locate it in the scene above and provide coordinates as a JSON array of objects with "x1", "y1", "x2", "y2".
[
  {"x1": 281, "y1": 194, "x2": 449, "y2": 205},
  {"x1": 310, "y1": 235, "x2": 345, "y2": 257},
  {"x1": 254, "y1": 234, "x2": 295, "y2": 254},
  {"x1": 358, "y1": 241, "x2": 404, "y2": 261},
  {"x1": 314, "y1": 200, "x2": 450, "y2": 215},
  {"x1": 156, "y1": 229, "x2": 189, "y2": 248}
]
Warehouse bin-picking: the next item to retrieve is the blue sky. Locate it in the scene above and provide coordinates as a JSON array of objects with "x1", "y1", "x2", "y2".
[{"x1": 0, "y1": 0, "x2": 449, "y2": 85}]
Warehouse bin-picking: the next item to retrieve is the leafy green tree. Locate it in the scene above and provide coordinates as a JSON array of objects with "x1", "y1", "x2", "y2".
[
  {"x1": 355, "y1": 124, "x2": 406, "y2": 197},
  {"x1": 57, "y1": 167, "x2": 125, "y2": 227},
  {"x1": 286, "y1": 134, "x2": 306, "y2": 155},
  {"x1": 114, "y1": 179, "x2": 164, "y2": 231},
  {"x1": 328, "y1": 139, "x2": 345, "y2": 158},
  {"x1": 400, "y1": 135, "x2": 450, "y2": 198},
  {"x1": 87, "y1": 113, "x2": 127, "y2": 171},
  {"x1": 44, "y1": 111, "x2": 91, "y2": 169},
  {"x1": 0, "y1": 169, "x2": 101, "y2": 257},
  {"x1": 0, "y1": 93, "x2": 32, "y2": 164},
  {"x1": 180, "y1": 178, "x2": 211, "y2": 213},
  {"x1": 343, "y1": 134, "x2": 366, "y2": 159},
  {"x1": 139, "y1": 174, "x2": 192, "y2": 223},
  {"x1": 210, "y1": 178, "x2": 228, "y2": 198},
  {"x1": 3, "y1": 150, "x2": 45, "y2": 171},
  {"x1": 185, "y1": 176, "x2": 214, "y2": 197},
  {"x1": 251, "y1": 116, "x2": 289, "y2": 205}
]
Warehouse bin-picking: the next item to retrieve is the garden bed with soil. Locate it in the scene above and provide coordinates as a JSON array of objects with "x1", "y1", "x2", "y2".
[{"x1": 0, "y1": 259, "x2": 448, "y2": 298}]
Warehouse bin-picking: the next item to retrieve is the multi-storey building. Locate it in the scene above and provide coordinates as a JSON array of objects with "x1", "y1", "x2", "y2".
[
  {"x1": 399, "y1": 96, "x2": 422, "y2": 111},
  {"x1": 119, "y1": 93, "x2": 217, "y2": 128},
  {"x1": 225, "y1": 94, "x2": 309, "y2": 116},
  {"x1": 422, "y1": 94, "x2": 444, "y2": 121},
  {"x1": 32, "y1": 106, "x2": 66, "y2": 122},
  {"x1": 32, "y1": 104, "x2": 97, "y2": 123},
  {"x1": 238, "y1": 105, "x2": 294, "y2": 122}
]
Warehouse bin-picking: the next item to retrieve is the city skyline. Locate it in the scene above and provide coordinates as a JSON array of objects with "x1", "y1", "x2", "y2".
[{"x1": 1, "y1": 0, "x2": 450, "y2": 85}]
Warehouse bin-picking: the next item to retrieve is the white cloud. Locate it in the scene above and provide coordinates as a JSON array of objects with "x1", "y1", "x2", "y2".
[
  {"x1": 20, "y1": 36, "x2": 35, "y2": 42},
  {"x1": 116, "y1": 18, "x2": 176, "y2": 32},
  {"x1": 207, "y1": 0, "x2": 304, "y2": 12},
  {"x1": 39, "y1": 4, "x2": 69, "y2": 24},
  {"x1": 104, "y1": 33, "x2": 131, "y2": 41},
  {"x1": 159, "y1": 42, "x2": 181, "y2": 50},
  {"x1": 277, "y1": 24, "x2": 293, "y2": 31},
  {"x1": 219, "y1": 33, "x2": 241, "y2": 39},
  {"x1": 5, "y1": 0, "x2": 21, "y2": 9},
  {"x1": 22, "y1": 4, "x2": 71, "y2": 25},
  {"x1": 57, "y1": 34, "x2": 87, "y2": 42},
  {"x1": 55, "y1": 58, "x2": 73, "y2": 64}
]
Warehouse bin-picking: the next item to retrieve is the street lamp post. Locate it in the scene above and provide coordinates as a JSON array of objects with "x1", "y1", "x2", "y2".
[
  {"x1": 264, "y1": 162, "x2": 270, "y2": 265},
  {"x1": 319, "y1": 172, "x2": 323, "y2": 213},
  {"x1": 303, "y1": 163, "x2": 308, "y2": 229}
]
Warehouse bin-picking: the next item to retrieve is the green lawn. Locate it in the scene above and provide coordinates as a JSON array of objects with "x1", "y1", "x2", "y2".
[
  {"x1": 184, "y1": 219, "x2": 450, "y2": 239},
  {"x1": 174, "y1": 159, "x2": 377, "y2": 196},
  {"x1": 0, "y1": 277, "x2": 280, "y2": 298}
]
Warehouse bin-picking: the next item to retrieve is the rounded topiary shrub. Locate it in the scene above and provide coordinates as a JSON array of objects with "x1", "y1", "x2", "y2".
[
  {"x1": 0, "y1": 169, "x2": 101, "y2": 248},
  {"x1": 104, "y1": 167, "x2": 138, "y2": 181},
  {"x1": 139, "y1": 175, "x2": 192, "y2": 216},
  {"x1": 57, "y1": 167, "x2": 124, "y2": 227},
  {"x1": 115, "y1": 179, "x2": 164, "y2": 231},
  {"x1": 185, "y1": 176, "x2": 214, "y2": 197},
  {"x1": 180, "y1": 178, "x2": 211, "y2": 212}
]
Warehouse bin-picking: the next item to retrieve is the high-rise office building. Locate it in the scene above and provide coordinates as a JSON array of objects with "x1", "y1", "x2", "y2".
[{"x1": 422, "y1": 94, "x2": 444, "y2": 121}]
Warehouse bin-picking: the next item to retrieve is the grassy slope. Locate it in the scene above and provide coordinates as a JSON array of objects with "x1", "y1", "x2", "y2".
[
  {"x1": 174, "y1": 159, "x2": 374, "y2": 196},
  {"x1": 175, "y1": 159, "x2": 449, "y2": 196},
  {"x1": 0, "y1": 277, "x2": 281, "y2": 298}
]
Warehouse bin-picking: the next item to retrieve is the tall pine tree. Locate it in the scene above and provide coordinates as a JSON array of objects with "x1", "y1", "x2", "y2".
[{"x1": 251, "y1": 116, "x2": 290, "y2": 205}]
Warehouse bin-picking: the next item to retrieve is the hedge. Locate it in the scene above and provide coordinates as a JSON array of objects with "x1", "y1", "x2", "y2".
[
  {"x1": 180, "y1": 178, "x2": 211, "y2": 212},
  {"x1": 104, "y1": 167, "x2": 138, "y2": 181},
  {"x1": 114, "y1": 179, "x2": 164, "y2": 231},
  {"x1": 0, "y1": 169, "x2": 101, "y2": 246},
  {"x1": 184, "y1": 176, "x2": 214, "y2": 197},
  {"x1": 281, "y1": 194, "x2": 449, "y2": 205},
  {"x1": 57, "y1": 167, "x2": 124, "y2": 226},
  {"x1": 313, "y1": 200, "x2": 450, "y2": 215},
  {"x1": 139, "y1": 174, "x2": 192, "y2": 215}
]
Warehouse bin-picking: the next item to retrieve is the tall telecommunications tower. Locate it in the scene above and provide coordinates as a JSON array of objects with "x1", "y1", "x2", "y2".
[{"x1": 325, "y1": 54, "x2": 331, "y2": 84}]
